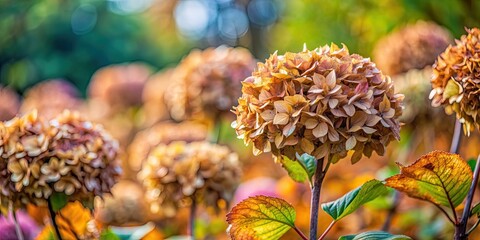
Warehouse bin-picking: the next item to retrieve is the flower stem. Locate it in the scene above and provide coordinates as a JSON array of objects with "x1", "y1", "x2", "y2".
[
  {"x1": 293, "y1": 225, "x2": 308, "y2": 240},
  {"x1": 188, "y1": 197, "x2": 196, "y2": 239},
  {"x1": 209, "y1": 115, "x2": 222, "y2": 144},
  {"x1": 450, "y1": 119, "x2": 462, "y2": 154},
  {"x1": 455, "y1": 153, "x2": 480, "y2": 240},
  {"x1": 47, "y1": 198, "x2": 63, "y2": 240},
  {"x1": 318, "y1": 220, "x2": 336, "y2": 240},
  {"x1": 12, "y1": 209, "x2": 24, "y2": 240},
  {"x1": 309, "y1": 158, "x2": 325, "y2": 240},
  {"x1": 381, "y1": 191, "x2": 400, "y2": 231}
]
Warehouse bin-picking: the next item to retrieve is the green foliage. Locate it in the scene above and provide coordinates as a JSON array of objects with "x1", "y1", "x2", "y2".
[
  {"x1": 226, "y1": 195, "x2": 296, "y2": 240},
  {"x1": 100, "y1": 228, "x2": 121, "y2": 240},
  {"x1": 471, "y1": 202, "x2": 480, "y2": 217},
  {"x1": 271, "y1": 0, "x2": 480, "y2": 59},
  {"x1": 339, "y1": 231, "x2": 411, "y2": 240},
  {"x1": 49, "y1": 192, "x2": 68, "y2": 212},
  {"x1": 322, "y1": 179, "x2": 388, "y2": 221},
  {"x1": 279, "y1": 153, "x2": 317, "y2": 185},
  {"x1": 0, "y1": 0, "x2": 182, "y2": 94}
]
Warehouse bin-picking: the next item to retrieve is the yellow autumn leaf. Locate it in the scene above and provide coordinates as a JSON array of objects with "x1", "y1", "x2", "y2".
[
  {"x1": 226, "y1": 196, "x2": 297, "y2": 240},
  {"x1": 385, "y1": 151, "x2": 473, "y2": 208}
]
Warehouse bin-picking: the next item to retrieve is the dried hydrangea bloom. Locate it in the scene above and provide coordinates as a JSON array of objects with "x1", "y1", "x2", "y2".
[
  {"x1": 430, "y1": 28, "x2": 480, "y2": 135},
  {"x1": 0, "y1": 111, "x2": 53, "y2": 207},
  {"x1": 50, "y1": 111, "x2": 121, "y2": 198},
  {"x1": 88, "y1": 63, "x2": 151, "y2": 112},
  {"x1": 374, "y1": 21, "x2": 452, "y2": 75},
  {"x1": 393, "y1": 67, "x2": 447, "y2": 125},
  {"x1": 0, "y1": 86, "x2": 20, "y2": 121},
  {"x1": 95, "y1": 180, "x2": 150, "y2": 226},
  {"x1": 165, "y1": 46, "x2": 256, "y2": 121},
  {"x1": 0, "y1": 110, "x2": 121, "y2": 208},
  {"x1": 128, "y1": 121, "x2": 207, "y2": 172},
  {"x1": 232, "y1": 44, "x2": 404, "y2": 164},
  {"x1": 142, "y1": 69, "x2": 175, "y2": 126},
  {"x1": 138, "y1": 141, "x2": 241, "y2": 217},
  {"x1": 21, "y1": 80, "x2": 82, "y2": 119}
]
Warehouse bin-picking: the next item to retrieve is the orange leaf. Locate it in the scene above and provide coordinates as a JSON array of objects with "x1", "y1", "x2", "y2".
[{"x1": 385, "y1": 151, "x2": 472, "y2": 208}]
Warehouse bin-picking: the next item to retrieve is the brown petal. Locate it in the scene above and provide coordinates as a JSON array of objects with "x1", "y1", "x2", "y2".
[
  {"x1": 273, "y1": 113, "x2": 290, "y2": 125},
  {"x1": 300, "y1": 138, "x2": 314, "y2": 154},
  {"x1": 312, "y1": 122, "x2": 328, "y2": 138},
  {"x1": 346, "y1": 136, "x2": 357, "y2": 150}
]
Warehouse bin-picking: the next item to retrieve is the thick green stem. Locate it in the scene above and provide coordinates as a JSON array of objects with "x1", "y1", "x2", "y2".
[
  {"x1": 47, "y1": 198, "x2": 63, "y2": 240},
  {"x1": 309, "y1": 158, "x2": 325, "y2": 240}
]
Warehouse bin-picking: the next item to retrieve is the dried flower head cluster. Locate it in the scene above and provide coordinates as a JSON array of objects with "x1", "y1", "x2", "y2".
[
  {"x1": 431, "y1": 28, "x2": 480, "y2": 135},
  {"x1": 393, "y1": 67, "x2": 447, "y2": 125},
  {"x1": 142, "y1": 69, "x2": 175, "y2": 126},
  {"x1": 0, "y1": 86, "x2": 20, "y2": 121},
  {"x1": 232, "y1": 44, "x2": 404, "y2": 164},
  {"x1": 374, "y1": 21, "x2": 452, "y2": 75},
  {"x1": 0, "y1": 111, "x2": 121, "y2": 208},
  {"x1": 138, "y1": 141, "x2": 241, "y2": 217},
  {"x1": 165, "y1": 46, "x2": 256, "y2": 121},
  {"x1": 88, "y1": 63, "x2": 151, "y2": 112},
  {"x1": 128, "y1": 121, "x2": 207, "y2": 172},
  {"x1": 95, "y1": 180, "x2": 150, "y2": 226},
  {"x1": 21, "y1": 80, "x2": 82, "y2": 119}
]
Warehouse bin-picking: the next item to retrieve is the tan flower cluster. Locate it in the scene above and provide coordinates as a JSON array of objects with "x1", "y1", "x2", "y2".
[
  {"x1": 393, "y1": 67, "x2": 447, "y2": 125},
  {"x1": 95, "y1": 180, "x2": 150, "y2": 226},
  {"x1": 165, "y1": 46, "x2": 256, "y2": 121},
  {"x1": 232, "y1": 44, "x2": 404, "y2": 164},
  {"x1": 0, "y1": 86, "x2": 20, "y2": 121},
  {"x1": 88, "y1": 63, "x2": 151, "y2": 112},
  {"x1": 142, "y1": 69, "x2": 175, "y2": 126},
  {"x1": 21, "y1": 80, "x2": 82, "y2": 119},
  {"x1": 374, "y1": 21, "x2": 452, "y2": 76},
  {"x1": 128, "y1": 121, "x2": 207, "y2": 172},
  {"x1": 138, "y1": 141, "x2": 241, "y2": 217},
  {"x1": 0, "y1": 110, "x2": 121, "y2": 208},
  {"x1": 430, "y1": 28, "x2": 480, "y2": 135}
]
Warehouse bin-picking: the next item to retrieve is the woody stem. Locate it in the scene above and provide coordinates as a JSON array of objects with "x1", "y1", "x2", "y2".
[
  {"x1": 450, "y1": 119, "x2": 462, "y2": 154},
  {"x1": 309, "y1": 158, "x2": 325, "y2": 240}
]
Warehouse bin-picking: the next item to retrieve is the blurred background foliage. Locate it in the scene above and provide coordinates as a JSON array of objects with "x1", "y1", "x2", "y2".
[{"x1": 1, "y1": 0, "x2": 480, "y2": 95}]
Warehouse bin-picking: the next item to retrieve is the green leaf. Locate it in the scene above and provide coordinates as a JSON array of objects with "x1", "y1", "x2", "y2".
[
  {"x1": 385, "y1": 151, "x2": 472, "y2": 208},
  {"x1": 100, "y1": 228, "x2": 121, "y2": 240},
  {"x1": 226, "y1": 195, "x2": 297, "y2": 240},
  {"x1": 296, "y1": 153, "x2": 317, "y2": 179},
  {"x1": 468, "y1": 158, "x2": 476, "y2": 172},
  {"x1": 471, "y1": 202, "x2": 480, "y2": 217},
  {"x1": 81, "y1": 197, "x2": 94, "y2": 212},
  {"x1": 322, "y1": 179, "x2": 388, "y2": 221},
  {"x1": 279, "y1": 154, "x2": 317, "y2": 184},
  {"x1": 339, "y1": 231, "x2": 411, "y2": 240},
  {"x1": 49, "y1": 192, "x2": 68, "y2": 212}
]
